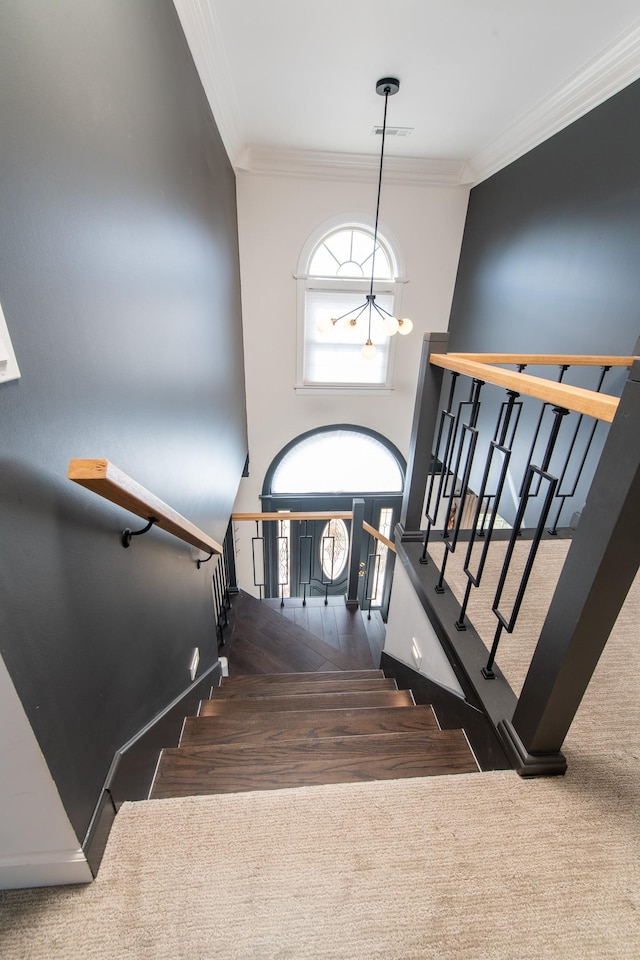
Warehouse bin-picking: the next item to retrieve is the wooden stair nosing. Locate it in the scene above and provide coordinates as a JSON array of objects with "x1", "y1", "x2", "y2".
[
  {"x1": 150, "y1": 731, "x2": 478, "y2": 799},
  {"x1": 198, "y1": 689, "x2": 415, "y2": 715},
  {"x1": 180, "y1": 704, "x2": 440, "y2": 746},
  {"x1": 210, "y1": 678, "x2": 398, "y2": 700}
]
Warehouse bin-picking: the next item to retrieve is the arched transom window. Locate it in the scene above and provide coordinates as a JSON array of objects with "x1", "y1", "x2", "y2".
[
  {"x1": 296, "y1": 221, "x2": 405, "y2": 392},
  {"x1": 270, "y1": 428, "x2": 404, "y2": 494}
]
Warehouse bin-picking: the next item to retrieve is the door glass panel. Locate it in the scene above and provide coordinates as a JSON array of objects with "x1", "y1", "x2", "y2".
[
  {"x1": 277, "y1": 514, "x2": 290, "y2": 598},
  {"x1": 320, "y1": 519, "x2": 349, "y2": 581},
  {"x1": 371, "y1": 507, "x2": 393, "y2": 606}
]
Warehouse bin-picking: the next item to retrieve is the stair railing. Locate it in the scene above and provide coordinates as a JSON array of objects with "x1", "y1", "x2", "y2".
[
  {"x1": 397, "y1": 334, "x2": 639, "y2": 775},
  {"x1": 68, "y1": 459, "x2": 223, "y2": 555},
  {"x1": 68, "y1": 459, "x2": 235, "y2": 648},
  {"x1": 231, "y1": 507, "x2": 396, "y2": 612}
]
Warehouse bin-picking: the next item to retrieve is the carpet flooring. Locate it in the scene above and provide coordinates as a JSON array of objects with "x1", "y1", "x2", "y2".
[{"x1": 1, "y1": 540, "x2": 638, "y2": 959}]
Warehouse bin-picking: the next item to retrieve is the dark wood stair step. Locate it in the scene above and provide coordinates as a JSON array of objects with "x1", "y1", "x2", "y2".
[
  {"x1": 199, "y1": 689, "x2": 414, "y2": 715},
  {"x1": 210, "y1": 677, "x2": 397, "y2": 700},
  {"x1": 218, "y1": 669, "x2": 384, "y2": 689},
  {"x1": 181, "y1": 704, "x2": 439, "y2": 746},
  {"x1": 150, "y1": 730, "x2": 478, "y2": 798}
]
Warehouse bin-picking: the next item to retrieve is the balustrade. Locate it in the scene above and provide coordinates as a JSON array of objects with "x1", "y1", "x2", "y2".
[{"x1": 397, "y1": 333, "x2": 639, "y2": 774}]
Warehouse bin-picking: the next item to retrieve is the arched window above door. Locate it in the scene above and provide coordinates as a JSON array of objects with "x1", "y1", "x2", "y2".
[
  {"x1": 295, "y1": 218, "x2": 406, "y2": 393},
  {"x1": 265, "y1": 425, "x2": 405, "y2": 496}
]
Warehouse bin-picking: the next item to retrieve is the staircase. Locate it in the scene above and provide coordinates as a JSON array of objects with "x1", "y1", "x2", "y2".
[{"x1": 149, "y1": 670, "x2": 479, "y2": 799}]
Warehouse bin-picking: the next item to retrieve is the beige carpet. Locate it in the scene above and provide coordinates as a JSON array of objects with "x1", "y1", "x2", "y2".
[{"x1": 1, "y1": 540, "x2": 638, "y2": 959}]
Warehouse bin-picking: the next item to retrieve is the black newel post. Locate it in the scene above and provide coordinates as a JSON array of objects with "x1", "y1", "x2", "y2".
[
  {"x1": 346, "y1": 498, "x2": 366, "y2": 610},
  {"x1": 399, "y1": 332, "x2": 449, "y2": 538},
  {"x1": 499, "y1": 360, "x2": 640, "y2": 775}
]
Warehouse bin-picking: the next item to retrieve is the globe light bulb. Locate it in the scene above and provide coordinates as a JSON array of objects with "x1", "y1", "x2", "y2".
[
  {"x1": 344, "y1": 317, "x2": 358, "y2": 332},
  {"x1": 316, "y1": 316, "x2": 333, "y2": 335},
  {"x1": 382, "y1": 315, "x2": 399, "y2": 336},
  {"x1": 397, "y1": 317, "x2": 414, "y2": 336},
  {"x1": 362, "y1": 339, "x2": 377, "y2": 360}
]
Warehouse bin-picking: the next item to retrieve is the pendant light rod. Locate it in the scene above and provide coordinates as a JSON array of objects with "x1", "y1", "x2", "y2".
[{"x1": 366, "y1": 78, "x2": 399, "y2": 344}]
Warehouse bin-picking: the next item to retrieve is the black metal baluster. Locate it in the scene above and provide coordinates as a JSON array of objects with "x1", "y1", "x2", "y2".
[
  {"x1": 454, "y1": 389, "x2": 522, "y2": 629},
  {"x1": 364, "y1": 549, "x2": 381, "y2": 621},
  {"x1": 548, "y1": 365, "x2": 610, "y2": 534},
  {"x1": 482, "y1": 405, "x2": 568, "y2": 678},
  {"x1": 221, "y1": 533, "x2": 230, "y2": 612},
  {"x1": 212, "y1": 559, "x2": 225, "y2": 647},
  {"x1": 421, "y1": 372, "x2": 459, "y2": 563},
  {"x1": 435, "y1": 378, "x2": 484, "y2": 593},
  {"x1": 251, "y1": 520, "x2": 265, "y2": 600},
  {"x1": 276, "y1": 518, "x2": 289, "y2": 608},
  {"x1": 519, "y1": 364, "x2": 568, "y2": 499},
  {"x1": 321, "y1": 534, "x2": 335, "y2": 606},
  {"x1": 298, "y1": 519, "x2": 312, "y2": 607}
]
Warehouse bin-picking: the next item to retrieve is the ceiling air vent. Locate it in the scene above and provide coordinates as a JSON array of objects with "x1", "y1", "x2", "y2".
[{"x1": 372, "y1": 125, "x2": 413, "y2": 137}]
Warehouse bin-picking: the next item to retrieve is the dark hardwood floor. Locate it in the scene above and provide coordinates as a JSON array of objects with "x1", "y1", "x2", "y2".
[{"x1": 222, "y1": 590, "x2": 384, "y2": 675}]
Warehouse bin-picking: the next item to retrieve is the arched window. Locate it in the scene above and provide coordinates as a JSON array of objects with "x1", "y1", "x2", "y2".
[
  {"x1": 269, "y1": 427, "x2": 404, "y2": 494},
  {"x1": 296, "y1": 218, "x2": 406, "y2": 392}
]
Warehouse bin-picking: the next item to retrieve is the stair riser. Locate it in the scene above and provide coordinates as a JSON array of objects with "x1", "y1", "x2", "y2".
[
  {"x1": 151, "y1": 731, "x2": 477, "y2": 798},
  {"x1": 180, "y1": 705, "x2": 439, "y2": 746},
  {"x1": 217, "y1": 670, "x2": 384, "y2": 688},
  {"x1": 199, "y1": 690, "x2": 415, "y2": 715},
  {"x1": 211, "y1": 678, "x2": 398, "y2": 699}
]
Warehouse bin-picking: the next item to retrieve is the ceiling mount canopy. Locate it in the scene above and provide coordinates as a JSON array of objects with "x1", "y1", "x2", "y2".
[{"x1": 317, "y1": 77, "x2": 413, "y2": 360}]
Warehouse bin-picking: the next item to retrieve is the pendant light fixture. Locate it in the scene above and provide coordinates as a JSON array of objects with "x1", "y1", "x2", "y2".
[{"x1": 318, "y1": 77, "x2": 413, "y2": 360}]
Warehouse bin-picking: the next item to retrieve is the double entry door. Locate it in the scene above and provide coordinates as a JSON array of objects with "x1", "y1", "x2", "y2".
[{"x1": 263, "y1": 493, "x2": 401, "y2": 617}]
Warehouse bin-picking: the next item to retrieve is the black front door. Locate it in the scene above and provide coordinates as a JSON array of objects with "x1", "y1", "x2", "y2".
[{"x1": 263, "y1": 494, "x2": 401, "y2": 616}]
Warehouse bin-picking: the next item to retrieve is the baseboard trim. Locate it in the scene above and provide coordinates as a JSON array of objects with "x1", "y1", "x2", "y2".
[
  {"x1": 498, "y1": 720, "x2": 567, "y2": 777},
  {"x1": 83, "y1": 660, "x2": 222, "y2": 875},
  {"x1": 0, "y1": 849, "x2": 92, "y2": 890},
  {"x1": 380, "y1": 652, "x2": 511, "y2": 771}
]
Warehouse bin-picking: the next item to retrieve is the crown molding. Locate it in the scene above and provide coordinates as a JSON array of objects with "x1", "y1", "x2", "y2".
[
  {"x1": 469, "y1": 21, "x2": 640, "y2": 184},
  {"x1": 172, "y1": 0, "x2": 245, "y2": 166},
  {"x1": 238, "y1": 146, "x2": 469, "y2": 187}
]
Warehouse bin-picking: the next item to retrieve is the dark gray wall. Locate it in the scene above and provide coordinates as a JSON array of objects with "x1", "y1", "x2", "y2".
[
  {"x1": 0, "y1": 0, "x2": 247, "y2": 840},
  {"x1": 449, "y1": 78, "x2": 640, "y2": 357},
  {"x1": 445, "y1": 79, "x2": 640, "y2": 525}
]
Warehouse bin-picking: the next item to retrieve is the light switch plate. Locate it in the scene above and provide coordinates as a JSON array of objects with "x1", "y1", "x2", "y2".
[{"x1": 0, "y1": 303, "x2": 21, "y2": 384}]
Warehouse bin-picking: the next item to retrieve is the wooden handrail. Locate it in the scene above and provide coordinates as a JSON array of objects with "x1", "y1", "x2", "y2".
[
  {"x1": 68, "y1": 459, "x2": 223, "y2": 555},
  {"x1": 362, "y1": 520, "x2": 397, "y2": 553},
  {"x1": 233, "y1": 512, "x2": 397, "y2": 553},
  {"x1": 448, "y1": 353, "x2": 636, "y2": 367},
  {"x1": 429, "y1": 354, "x2": 622, "y2": 423}
]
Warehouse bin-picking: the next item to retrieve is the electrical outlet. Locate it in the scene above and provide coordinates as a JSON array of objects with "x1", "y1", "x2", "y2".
[{"x1": 189, "y1": 647, "x2": 199, "y2": 681}]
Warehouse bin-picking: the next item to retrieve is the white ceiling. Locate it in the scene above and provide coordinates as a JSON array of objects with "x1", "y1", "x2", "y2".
[{"x1": 174, "y1": 0, "x2": 640, "y2": 184}]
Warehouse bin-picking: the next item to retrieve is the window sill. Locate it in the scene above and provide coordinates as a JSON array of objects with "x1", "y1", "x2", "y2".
[{"x1": 294, "y1": 385, "x2": 394, "y2": 397}]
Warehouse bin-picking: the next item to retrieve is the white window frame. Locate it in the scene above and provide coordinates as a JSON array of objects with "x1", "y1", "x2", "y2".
[{"x1": 295, "y1": 216, "x2": 407, "y2": 395}]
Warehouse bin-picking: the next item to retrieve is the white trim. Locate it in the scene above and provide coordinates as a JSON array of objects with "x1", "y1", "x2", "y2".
[
  {"x1": 294, "y1": 386, "x2": 394, "y2": 397},
  {"x1": 244, "y1": 146, "x2": 468, "y2": 187},
  {"x1": 297, "y1": 214, "x2": 406, "y2": 281},
  {"x1": 0, "y1": 849, "x2": 92, "y2": 890},
  {"x1": 171, "y1": 0, "x2": 245, "y2": 165},
  {"x1": 469, "y1": 20, "x2": 640, "y2": 184}
]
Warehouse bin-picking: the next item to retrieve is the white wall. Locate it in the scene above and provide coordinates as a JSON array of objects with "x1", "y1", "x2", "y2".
[
  {"x1": 0, "y1": 654, "x2": 92, "y2": 889},
  {"x1": 384, "y1": 560, "x2": 464, "y2": 696},
  {"x1": 233, "y1": 171, "x2": 469, "y2": 593}
]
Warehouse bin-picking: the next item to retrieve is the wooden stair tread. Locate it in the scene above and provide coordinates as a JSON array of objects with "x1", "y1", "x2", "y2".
[
  {"x1": 211, "y1": 678, "x2": 397, "y2": 699},
  {"x1": 180, "y1": 704, "x2": 439, "y2": 746},
  {"x1": 199, "y1": 689, "x2": 415, "y2": 715},
  {"x1": 218, "y1": 669, "x2": 384, "y2": 687},
  {"x1": 151, "y1": 731, "x2": 478, "y2": 797}
]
